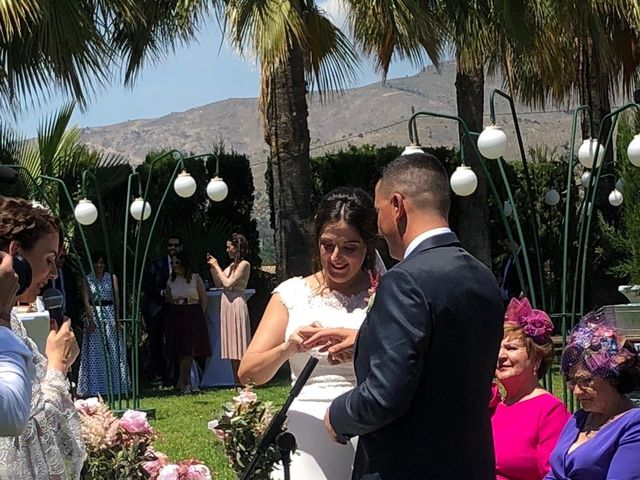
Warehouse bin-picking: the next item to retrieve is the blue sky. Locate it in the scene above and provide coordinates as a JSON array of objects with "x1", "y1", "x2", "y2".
[{"x1": 16, "y1": 16, "x2": 425, "y2": 137}]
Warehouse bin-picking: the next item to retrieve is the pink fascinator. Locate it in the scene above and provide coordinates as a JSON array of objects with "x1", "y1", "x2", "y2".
[{"x1": 504, "y1": 297, "x2": 554, "y2": 344}]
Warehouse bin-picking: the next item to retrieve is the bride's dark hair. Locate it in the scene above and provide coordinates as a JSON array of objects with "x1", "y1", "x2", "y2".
[{"x1": 313, "y1": 187, "x2": 378, "y2": 273}]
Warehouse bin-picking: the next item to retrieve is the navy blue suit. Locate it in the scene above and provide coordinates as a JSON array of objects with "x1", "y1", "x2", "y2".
[
  {"x1": 142, "y1": 256, "x2": 171, "y2": 381},
  {"x1": 330, "y1": 232, "x2": 504, "y2": 479}
]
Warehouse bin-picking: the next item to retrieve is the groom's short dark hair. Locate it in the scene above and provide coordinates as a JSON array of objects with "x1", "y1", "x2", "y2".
[{"x1": 379, "y1": 153, "x2": 451, "y2": 217}]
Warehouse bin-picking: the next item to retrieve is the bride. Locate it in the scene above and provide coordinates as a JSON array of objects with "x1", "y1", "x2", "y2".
[{"x1": 238, "y1": 187, "x2": 384, "y2": 479}]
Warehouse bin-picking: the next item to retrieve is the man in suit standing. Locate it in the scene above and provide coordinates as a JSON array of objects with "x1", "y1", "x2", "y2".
[
  {"x1": 142, "y1": 235, "x2": 182, "y2": 385},
  {"x1": 325, "y1": 154, "x2": 504, "y2": 479}
]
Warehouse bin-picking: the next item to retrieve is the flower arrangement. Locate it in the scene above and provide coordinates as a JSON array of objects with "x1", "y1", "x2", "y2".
[
  {"x1": 365, "y1": 270, "x2": 381, "y2": 312},
  {"x1": 209, "y1": 387, "x2": 283, "y2": 479},
  {"x1": 75, "y1": 398, "x2": 212, "y2": 480},
  {"x1": 75, "y1": 398, "x2": 156, "y2": 479},
  {"x1": 142, "y1": 453, "x2": 212, "y2": 480}
]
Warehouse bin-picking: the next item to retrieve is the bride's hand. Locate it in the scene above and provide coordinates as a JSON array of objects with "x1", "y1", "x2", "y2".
[
  {"x1": 304, "y1": 327, "x2": 358, "y2": 354},
  {"x1": 282, "y1": 322, "x2": 323, "y2": 356}
]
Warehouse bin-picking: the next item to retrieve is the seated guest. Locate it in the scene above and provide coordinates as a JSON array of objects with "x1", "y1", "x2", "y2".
[
  {"x1": 491, "y1": 297, "x2": 570, "y2": 480},
  {"x1": 0, "y1": 252, "x2": 32, "y2": 436},
  {"x1": 545, "y1": 311, "x2": 640, "y2": 479}
]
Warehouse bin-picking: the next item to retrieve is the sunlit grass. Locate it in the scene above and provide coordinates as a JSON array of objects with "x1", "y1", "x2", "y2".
[{"x1": 141, "y1": 379, "x2": 290, "y2": 479}]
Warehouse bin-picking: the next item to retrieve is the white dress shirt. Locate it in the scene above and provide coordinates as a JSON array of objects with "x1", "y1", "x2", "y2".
[
  {"x1": 403, "y1": 227, "x2": 452, "y2": 259},
  {"x1": 0, "y1": 325, "x2": 34, "y2": 436}
]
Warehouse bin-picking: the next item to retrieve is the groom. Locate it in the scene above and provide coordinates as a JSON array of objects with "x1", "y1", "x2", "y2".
[{"x1": 324, "y1": 153, "x2": 504, "y2": 479}]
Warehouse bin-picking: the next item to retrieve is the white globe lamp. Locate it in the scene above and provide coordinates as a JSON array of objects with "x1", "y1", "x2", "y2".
[
  {"x1": 74, "y1": 199, "x2": 98, "y2": 225},
  {"x1": 627, "y1": 134, "x2": 640, "y2": 167},
  {"x1": 477, "y1": 125, "x2": 508, "y2": 159},
  {"x1": 577, "y1": 139, "x2": 604, "y2": 169},
  {"x1": 207, "y1": 177, "x2": 229, "y2": 202},
  {"x1": 401, "y1": 144, "x2": 426, "y2": 156},
  {"x1": 130, "y1": 198, "x2": 152, "y2": 221},
  {"x1": 544, "y1": 189, "x2": 560, "y2": 206},
  {"x1": 580, "y1": 171, "x2": 591, "y2": 188},
  {"x1": 173, "y1": 170, "x2": 197, "y2": 198},
  {"x1": 450, "y1": 166, "x2": 477, "y2": 196},
  {"x1": 609, "y1": 189, "x2": 623, "y2": 207}
]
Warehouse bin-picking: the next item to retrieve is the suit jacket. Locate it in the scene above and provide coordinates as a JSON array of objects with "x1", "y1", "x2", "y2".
[
  {"x1": 142, "y1": 256, "x2": 170, "y2": 319},
  {"x1": 330, "y1": 232, "x2": 505, "y2": 480},
  {"x1": 52, "y1": 263, "x2": 80, "y2": 326}
]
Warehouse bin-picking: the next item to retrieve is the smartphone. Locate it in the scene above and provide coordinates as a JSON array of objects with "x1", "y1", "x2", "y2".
[{"x1": 12, "y1": 255, "x2": 33, "y2": 296}]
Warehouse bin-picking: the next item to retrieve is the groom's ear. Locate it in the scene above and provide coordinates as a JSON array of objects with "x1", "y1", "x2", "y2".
[{"x1": 391, "y1": 193, "x2": 406, "y2": 220}]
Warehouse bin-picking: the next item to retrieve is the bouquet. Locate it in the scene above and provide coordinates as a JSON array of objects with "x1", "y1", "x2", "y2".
[
  {"x1": 75, "y1": 398, "x2": 156, "y2": 479},
  {"x1": 208, "y1": 387, "x2": 285, "y2": 479},
  {"x1": 76, "y1": 398, "x2": 213, "y2": 480}
]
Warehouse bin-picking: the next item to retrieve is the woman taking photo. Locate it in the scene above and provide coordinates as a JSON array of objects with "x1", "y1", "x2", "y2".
[
  {"x1": 207, "y1": 232, "x2": 251, "y2": 383},
  {"x1": 490, "y1": 297, "x2": 570, "y2": 480},
  {"x1": 0, "y1": 196, "x2": 85, "y2": 478},
  {"x1": 165, "y1": 252, "x2": 210, "y2": 394}
]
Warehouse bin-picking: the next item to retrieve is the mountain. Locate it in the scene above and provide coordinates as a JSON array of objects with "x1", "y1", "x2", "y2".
[{"x1": 78, "y1": 62, "x2": 583, "y2": 259}]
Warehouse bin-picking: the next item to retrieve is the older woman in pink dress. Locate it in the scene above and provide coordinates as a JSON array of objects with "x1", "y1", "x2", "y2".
[
  {"x1": 490, "y1": 297, "x2": 570, "y2": 480},
  {"x1": 207, "y1": 233, "x2": 251, "y2": 384}
]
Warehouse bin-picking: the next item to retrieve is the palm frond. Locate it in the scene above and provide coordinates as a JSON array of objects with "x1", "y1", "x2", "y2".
[
  {"x1": 342, "y1": 0, "x2": 444, "y2": 78},
  {"x1": 303, "y1": 6, "x2": 359, "y2": 98}
]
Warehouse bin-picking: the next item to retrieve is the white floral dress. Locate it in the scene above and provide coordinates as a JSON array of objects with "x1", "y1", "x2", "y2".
[{"x1": 0, "y1": 312, "x2": 86, "y2": 479}]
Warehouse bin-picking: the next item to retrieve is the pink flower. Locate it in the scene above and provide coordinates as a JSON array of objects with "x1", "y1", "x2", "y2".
[
  {"x1": 185, "y1": 464, "x2": 212, "y2": 480},
  {"x1": 207, "y1": 420, "x2": 227, "y2": 441},
  {"x1": 120, "y1": 410, "x2": 151, "y2": 434},
  {"x1": 157, "y1": 464, "x2": 180, "y2": 480},
  {"x1": 233, "y1": 389, "x2": 257, "y2": 405},
  {"x1": 142, "y1": 456, "x2": 169, "y2": 479},
  {"x1": 74, "y1": 397, "x2": 101, "y2": 415}
]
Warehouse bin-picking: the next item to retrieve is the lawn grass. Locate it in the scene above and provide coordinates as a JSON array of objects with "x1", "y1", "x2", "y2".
[{"x1": 141, "y1": 379, "x2": 290, "y2": 479}]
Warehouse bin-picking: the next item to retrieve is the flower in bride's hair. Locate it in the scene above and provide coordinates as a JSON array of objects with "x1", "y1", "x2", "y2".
[{"x1": 365, "y1": 270, "x2": 381, "y2": 312}]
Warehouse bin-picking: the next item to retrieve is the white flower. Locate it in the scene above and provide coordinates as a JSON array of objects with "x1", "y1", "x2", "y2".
[
  {"x1": 158, "y1": 464, "x2": 180, "y2": 480},
  {"x1": 233, "y1": 389, "x2": 257, "y2": 405}
]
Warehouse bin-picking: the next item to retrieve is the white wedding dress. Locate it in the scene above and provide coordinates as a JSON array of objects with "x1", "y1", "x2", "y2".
[{"x1": 272, "y1": 277, "x2": 369, "y2": 480}]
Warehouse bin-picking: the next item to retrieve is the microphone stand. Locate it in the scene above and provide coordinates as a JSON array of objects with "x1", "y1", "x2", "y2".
[{"x1": 239, "y1": 356, "x2": 319, "y2": 480}]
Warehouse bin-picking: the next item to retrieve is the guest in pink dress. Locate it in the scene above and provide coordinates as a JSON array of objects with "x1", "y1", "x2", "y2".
[
  {"x1": 490, "y1": 297, "x2": 570, "y2": 480},
  {"x1": 207, "y1": 233, "x2": 251, "y2": 384}
]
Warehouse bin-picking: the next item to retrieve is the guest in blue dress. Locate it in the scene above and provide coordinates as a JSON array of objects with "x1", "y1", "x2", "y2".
[
  {"x1": 77, "y1": 252, "x2": 130, "y2": 397},
  {"x1": 545, "y1": 310, "x2": 640, "y2": 480}
]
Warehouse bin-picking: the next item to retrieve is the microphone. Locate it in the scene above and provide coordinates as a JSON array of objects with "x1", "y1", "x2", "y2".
[
  {"x1": 0, "y1": 165, "x2": 17, "y2": 184},
  {"x1": 42, "y1": 288, "x2": 65, "y2": 329}
]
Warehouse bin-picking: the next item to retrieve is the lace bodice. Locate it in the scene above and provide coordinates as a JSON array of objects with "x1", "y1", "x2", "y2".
[
  {"x1": 0, "y1": 312, "x2": 86, "y2": 479},
  {"x1": 275, "y1": 277, "x2": 368, "y2": 401}
]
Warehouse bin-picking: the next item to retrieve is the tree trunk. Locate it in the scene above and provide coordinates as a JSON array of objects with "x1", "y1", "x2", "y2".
[
  {"x1": 454, "y1": 52, "x2": 492, "y2": 267},
  {"x1": 265, "y1": 43, "x2": 313, "y2": 282}
]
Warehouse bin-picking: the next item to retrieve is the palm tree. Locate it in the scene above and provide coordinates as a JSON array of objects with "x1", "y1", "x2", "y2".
[
  {"x1": 221, "y1": 0, "x2": 445, "y2": 280},
  {"x1": 0, "y1": 0, "x2": 209, "y2": 112}
]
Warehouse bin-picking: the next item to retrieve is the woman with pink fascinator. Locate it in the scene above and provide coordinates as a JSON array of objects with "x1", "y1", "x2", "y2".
[{"x1": 490, "y1": 297, "x2": 570, "y2": 480}]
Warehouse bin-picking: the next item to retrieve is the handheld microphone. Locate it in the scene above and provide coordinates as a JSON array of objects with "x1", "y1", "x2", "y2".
[{"x1": 42, "y1": 288, "x2": 65, "y2": 328}]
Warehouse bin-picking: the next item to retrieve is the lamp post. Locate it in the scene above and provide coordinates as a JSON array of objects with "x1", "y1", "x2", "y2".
[{"x1": 5, "y1": 150, "x2": 229, "y2": 411}]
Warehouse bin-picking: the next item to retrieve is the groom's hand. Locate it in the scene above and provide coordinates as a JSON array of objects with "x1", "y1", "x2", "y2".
[
  {"x1": 324, "y1": 408, "x2": 346, "y2": 444},
  {"x1": 303, "y1": 328, "x2": 358, "y2": 363}
]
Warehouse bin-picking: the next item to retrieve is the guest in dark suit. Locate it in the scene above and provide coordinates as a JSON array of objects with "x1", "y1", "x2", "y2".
[
  {"x1": 497, "y1": 239, "x2": 525, "y2": 303},
  {"x1": 142, "y1": 235, "x2": 182, "y2": 384},
  {"x1": 325, "y1": 153, "x2": 505, "y2": 479},
  {"x1": 51, "y1": 253, "x2": 82, "y2": 386}
]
